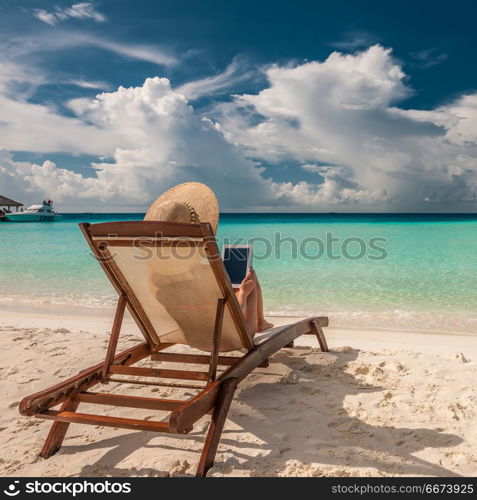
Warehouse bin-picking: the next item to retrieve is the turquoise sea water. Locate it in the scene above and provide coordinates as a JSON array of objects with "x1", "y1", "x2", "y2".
[{"x1": 1, "y1": 213, "x2": 477, "y2": 333}]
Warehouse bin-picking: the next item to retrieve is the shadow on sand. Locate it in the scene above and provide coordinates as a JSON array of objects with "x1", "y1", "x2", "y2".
[{"x1": 60, "y1": 348, "x2": 462, "y2": 477}]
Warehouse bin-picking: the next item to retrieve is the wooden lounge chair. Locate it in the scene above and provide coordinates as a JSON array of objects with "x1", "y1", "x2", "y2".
[{"x1": 19, "y1": 221, "x2": 329, "y2": 476}]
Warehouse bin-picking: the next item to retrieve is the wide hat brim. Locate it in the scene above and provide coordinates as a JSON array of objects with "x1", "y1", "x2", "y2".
[{"x1": 144, "y1": 182, "x2": 219, "y2": 233}]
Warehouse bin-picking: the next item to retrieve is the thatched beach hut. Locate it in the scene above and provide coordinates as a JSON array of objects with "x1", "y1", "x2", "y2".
[{"x1": 0, "y1": 195, "x2": 23, "y2": 219}]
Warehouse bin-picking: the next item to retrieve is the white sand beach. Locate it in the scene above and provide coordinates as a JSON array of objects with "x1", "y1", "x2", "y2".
[{"x1": 1, "y1": 303, "x2": 477, "y2": 477}]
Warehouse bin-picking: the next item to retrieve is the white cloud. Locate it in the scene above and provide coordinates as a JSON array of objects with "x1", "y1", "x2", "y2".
[
  {"x1": 438, "y1": 94, "x2": 477, "y2": 145},
  {"x1": 2, "y1": 45, "x2": 477, "y2": 211},
  {"x1": 6, "y1": 31, "x2": 177, "y2": 67},
  {"x1": 62, "y1": 2, "x2": 106, "y2": 22},
  {"x1": 0, "y1": 149, "x2": 140, "y2": 211},
  {"x1": 33, "y1": 2, "x2": 106, "y2": 26},
  {"x1": 215, "y1": 45, "x2": 477, "y2": 210},
  {"x1": 0, "y1": 33, "x2": 176, "y2": 157},
  {"x1": 33, "y1": 10, "x2": 58, "y2": 26},
  {"x1": 176, "y1": 57, "x2": 257, "y2": 101},
  {"x1": 68, "y1": 77, "x2": 274, "y2": 208},
  {"x1": 64, "y1": 78, "x2": 112, "y2": 90},
  {"x1": 410, "y1": 48, "x2": 448, "y2": 68},
  {"x1": 0, "y1": 59, "x2": 118, "y2": 154},
  {"x1": 82, "y1": 35, "x2": 177, "y2": 66},
  {"x1": 294, "y1": 164, "x2": 386, "y2": 204},
  {"x1": 0, "y1": 78, "x2": 274, "y2": 210},
  {"x1": 0, "y1": 60, "x2": 46, "y2": 97},
  {"x1": 0, "y1": 94, "x2": 118, "y2": 154},
  {"x1": 274, "y1": 168, "x2": 387, "y2": 206},
  {"x1": 330, "y1": 31, "x2": 378, "y2": 50}
]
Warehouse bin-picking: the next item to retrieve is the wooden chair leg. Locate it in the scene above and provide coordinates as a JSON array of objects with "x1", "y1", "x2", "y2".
[
  {"x1": 311, "y1": 321, "x2": 329, "y2": 352},
  {"x1": 207, "y1": 298, "x2": 226, "y2": 384},
  {"x1": 196, "y1": 378, "x2": 239, "y2": 477},
  {"x1": 102, "y1": 294, "x2": 127, "y2": 381},
  {"x1": 40, "y1": 398, "x2": 80, "y2": 458}
]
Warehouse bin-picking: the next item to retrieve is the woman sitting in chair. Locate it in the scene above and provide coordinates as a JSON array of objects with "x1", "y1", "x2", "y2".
[{"x1": 144, "y1": 182, "x2": 273, "y2": 334}]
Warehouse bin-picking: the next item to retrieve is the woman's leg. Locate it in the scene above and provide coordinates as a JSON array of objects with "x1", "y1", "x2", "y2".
[
  {"x1": 235, "y1": 270, "x2": 273, "y2": 334},
  {"x1": 253, "y1": 269, "x2": 273, "y2": 332},
  {"x1": 235, "y1": 271, "x2": 257, "y2": 333}
]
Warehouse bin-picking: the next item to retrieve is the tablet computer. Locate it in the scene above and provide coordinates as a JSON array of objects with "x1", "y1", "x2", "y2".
[{"x1": 221, "y1": 244, "x2": 253, "y2": 287}]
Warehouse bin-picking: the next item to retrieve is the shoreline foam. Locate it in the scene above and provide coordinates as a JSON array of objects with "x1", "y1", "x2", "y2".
[{"x1": 2, "y1": 299, "x2": 477, "y2": 336}]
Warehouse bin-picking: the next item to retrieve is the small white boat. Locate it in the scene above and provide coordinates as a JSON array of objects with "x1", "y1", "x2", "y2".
[{"x1": 5, "y1": 200, "x2": 62, "y2": 222}]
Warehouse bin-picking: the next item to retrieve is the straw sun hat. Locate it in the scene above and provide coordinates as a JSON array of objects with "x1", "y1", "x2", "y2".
[{"x1": 144, "y1": 182, "x2": 219, "y2": 233}]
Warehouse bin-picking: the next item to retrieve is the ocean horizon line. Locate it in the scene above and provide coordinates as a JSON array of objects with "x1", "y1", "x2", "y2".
[{"x1": 35, "y1": 211, "x2": 477, "y2": 216}]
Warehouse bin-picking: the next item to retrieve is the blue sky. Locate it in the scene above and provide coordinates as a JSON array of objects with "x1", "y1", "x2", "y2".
[{"x1": 0, "y1": 0, "x2": 477, "y2": 211}]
